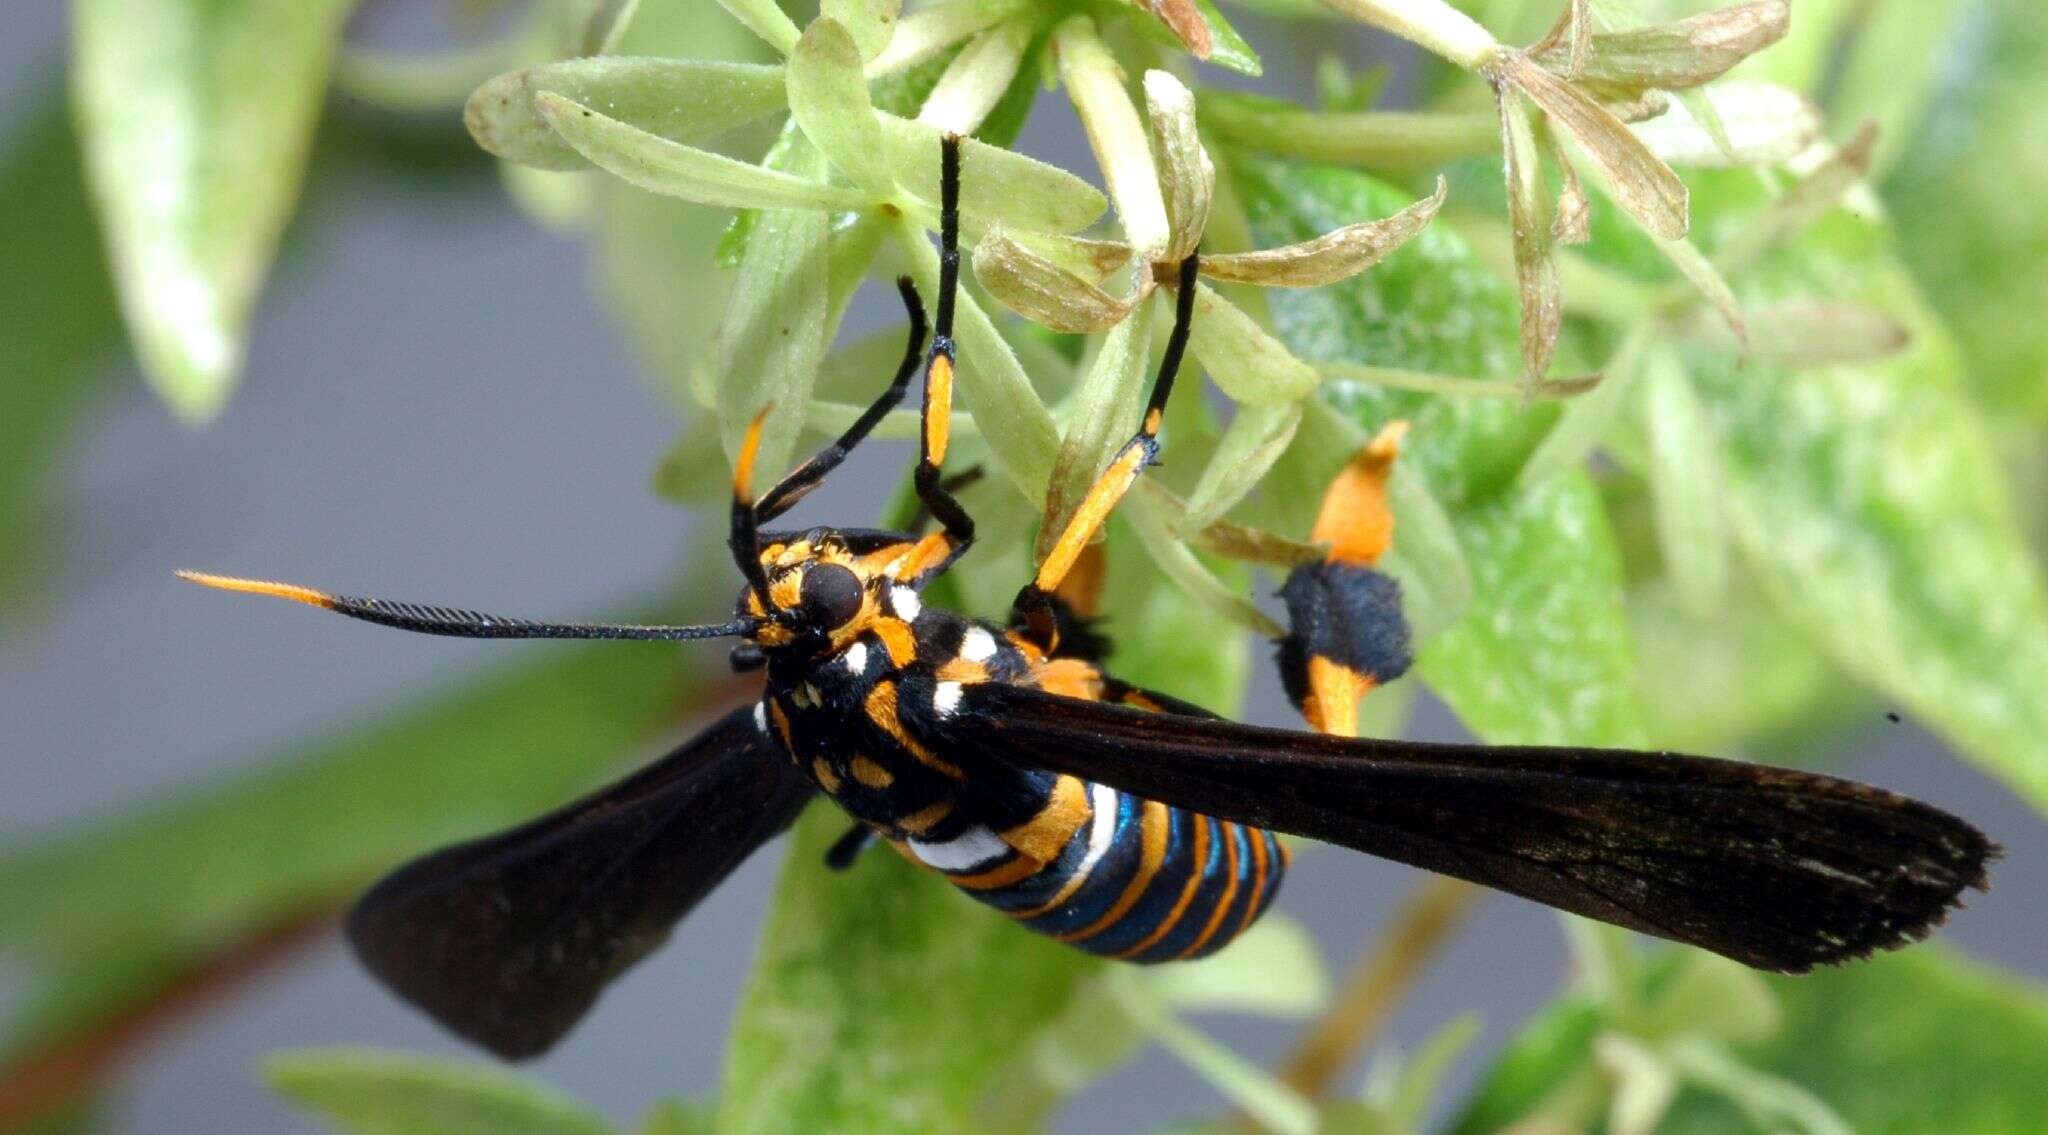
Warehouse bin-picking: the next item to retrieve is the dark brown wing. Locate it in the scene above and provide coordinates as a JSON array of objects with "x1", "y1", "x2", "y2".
[
  {"x1": 950, "y1": 684, "x2": 1993, "y2": 973},
  {"x1": 346, "y1": 705, "x2": 813, "y2": 1059}
]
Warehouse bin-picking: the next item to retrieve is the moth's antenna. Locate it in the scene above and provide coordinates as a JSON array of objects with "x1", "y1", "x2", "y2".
[{"x1": 177, "y1": 571, "x2": 758, "y2": 641}]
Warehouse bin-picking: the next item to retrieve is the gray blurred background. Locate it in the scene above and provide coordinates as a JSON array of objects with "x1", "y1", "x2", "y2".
[{"x1": 2, "y1": 3, "x2": 2041, "y2": 1132}]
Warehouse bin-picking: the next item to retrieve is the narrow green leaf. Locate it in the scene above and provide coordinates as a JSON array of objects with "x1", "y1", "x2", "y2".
[
  {"x1": 879, "y1": 113, "x2": 1106, "y2": 234},
  {"x1": 1187, "y1": 285, "x2": 1321, "y2": 404},
  {"x1": 1200, "y1": 93, "x2": 1501, "y2": 169},
  {"x1": 1040, "y1": 301, "x2": 1156, "y2": 561},
  {"x1": 866, "y1": 0, "x2": 1024, "y2": 77},
  {"x1": 1053, "y1": 16, "x2": 1170, "y2": 255},
  {"x1": 1180, "y1": 401, "x2": 1303, "y2": 533},
  {"x1": 1660, "y1": 948, "x2": 2048, "y2": 1135},
  {"x1": 1124, "y1": 489, "x2": 1286, "y2": 640},
  {"x1": 0, "y1": 641, "x2": 689, "y2": 979},
  {"x1": 1692, "y1": 242, "x2": 2048, "y2": 813},
  {"x1": 268, "y1": 1048, "x2": 613, "y2": 1135},
  {"x1": 915, "y1": 17, "x2": 1031, "y2": 136},
  {"x1": 1640, "y1": 347, "x2": 1728, "y2": 621},
  {"x1": 537, "y1": 93, "x2": 869, "y2": 211},
  {"x1": 717, "y1": 808, "x2": 1096, "y2": 1133},
  {"x1": 709, "y1": 142, "x2": 832, "y2": 482},
  {"x1": 789, "y1": 19, "x2": 893, "y2": 198},
  {"x1": 72, "y1": 0, "x2": 354, "y2": 419},
  {"x1": 466, "y1": 59, "x2": 786, "y2": 172},
  {"x1": 715, "y1": 0, "x2": 801, "y2": 55}
]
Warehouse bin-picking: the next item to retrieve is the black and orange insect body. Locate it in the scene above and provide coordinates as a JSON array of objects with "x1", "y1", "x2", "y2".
[{"x1": 183, "y1": 135, "x2": 1993, "y2": 1062}]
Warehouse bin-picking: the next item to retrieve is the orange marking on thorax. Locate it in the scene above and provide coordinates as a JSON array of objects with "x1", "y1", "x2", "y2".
[
  {"x1": 864, "y1": 680, "x2": 963, "y2": 778},
  {"x1": 1060, "y1": 800, "x2": 1170, "y2": 942},
  {"x1": 896, "y1": 800, "x2": 954, "y2": 835},
  {"x1": 935, "y1": 657, "x2": 990, "y2": 684},
  {"x1": 871, "y1": 618, "x2": 918, "y2": 667}
]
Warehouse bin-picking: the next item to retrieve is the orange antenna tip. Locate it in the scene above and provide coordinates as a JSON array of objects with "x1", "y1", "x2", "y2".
[{"x1": 175, "y1": 570, "x2": 336, "y2": 610}]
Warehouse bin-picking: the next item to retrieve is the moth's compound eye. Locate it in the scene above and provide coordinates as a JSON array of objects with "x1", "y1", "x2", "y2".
[{"x1": 797, "y1": 564, "x2": 863, "y2": 630}]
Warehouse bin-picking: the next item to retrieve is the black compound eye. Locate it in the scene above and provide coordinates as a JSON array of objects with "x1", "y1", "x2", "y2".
[{"x1": 797, "y1": 564, "x2": 864, "y2": 629}]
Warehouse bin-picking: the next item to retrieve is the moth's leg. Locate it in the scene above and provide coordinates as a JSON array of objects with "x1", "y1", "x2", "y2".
[
  {"x1": 824, "y1": 824, "x2": 878, "y2": 871},
  {"x1": 896, "y1": 134, "x2": 979, "y2": 586},
  {"x1": 1010, "y1": 254, "x2": 1200, "y2": 652},
  {"x1": 1276, "y1": 421, "x2": 1414, "y2": 738}
]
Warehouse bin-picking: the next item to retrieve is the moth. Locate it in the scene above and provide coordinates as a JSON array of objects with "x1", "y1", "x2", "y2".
[{"x1": 184, "y1": 137, "x2": 1993, "y2": 1060}]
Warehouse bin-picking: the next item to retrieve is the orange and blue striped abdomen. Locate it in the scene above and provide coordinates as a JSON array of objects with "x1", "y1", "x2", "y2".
[{"x1": 904, "y1": 776, "x2": 1288, "y2": 962}]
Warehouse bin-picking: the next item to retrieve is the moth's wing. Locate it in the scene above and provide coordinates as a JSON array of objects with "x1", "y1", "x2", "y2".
[
  {"x1": 346, "y1": 705, "x2": 813, "y2": 1059},
  {"x1": 950, "y1": 683, "x2": 1993, "y2": 973}
]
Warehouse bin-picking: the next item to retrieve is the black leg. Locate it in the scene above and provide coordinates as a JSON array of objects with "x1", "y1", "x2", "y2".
[
  {"x1": 1011, "y1": 253, "x2": 1200, "y2": 650},
  {"x1": 824, "y1": 824, "x2": 877, "y2": 870}
]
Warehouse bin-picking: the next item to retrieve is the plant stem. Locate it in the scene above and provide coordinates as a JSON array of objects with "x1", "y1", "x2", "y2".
[
  {"x1": 1201, "y1": 98, "x2": 1502, "y2": 169},
  {"x1": 1275, "y1": 876, "x2": 1482, "y2": 1097}
]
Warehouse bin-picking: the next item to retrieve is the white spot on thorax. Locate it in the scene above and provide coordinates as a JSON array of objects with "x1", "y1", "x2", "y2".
[
  {"x1": 753, "y1": 702, "x2": 769, "y2": 733},
  {"x1": 842, "y1": 641, "x2": 869, "y2": 675},
  {"x1": 891, "y1": 586, "x2": 921, "y2": 621},
  {"x1": 959, "y1": 626, "x2": 998, "y2": 662},
  {"x1": 909, "y1": 825, "x2": 1009, "y2": 872},
  {"x1": 933, "y1": 681, "x2": 963, "y2": 717}
]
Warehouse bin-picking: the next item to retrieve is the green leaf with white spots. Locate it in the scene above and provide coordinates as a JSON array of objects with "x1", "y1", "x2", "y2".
[
  {"x1": 268, "y1": 1048, "x2": 614, "y2": 1135},
  {"x1": 72, "y1": 0, "x2": 354, "y2": 420},
  {"x1": 1421, "y1": 472, "x2": 1648, "y2": 748},
  {"x1": 466, "y1": 58, "x2": 786, "y2": 172},
  {"x1": 1688, "y1": 235, "x2": 2048, "y2": 815},
  {"x1": 717, "y1": 807, "x2": 1096, "y2": 1135}
]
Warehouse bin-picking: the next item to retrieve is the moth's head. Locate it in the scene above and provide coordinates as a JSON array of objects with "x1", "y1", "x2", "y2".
[{"x1": 737, "y1": 529, "x2": 881, "y2": 655}]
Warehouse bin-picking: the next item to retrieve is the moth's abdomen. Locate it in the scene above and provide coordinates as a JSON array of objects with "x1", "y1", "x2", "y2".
[{"x1": 902, "y1": 779, "x2": 1287, "y2": 962}]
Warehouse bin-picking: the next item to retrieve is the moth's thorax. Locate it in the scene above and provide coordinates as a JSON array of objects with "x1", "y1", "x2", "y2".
[{"x1": 757, "y1": 597, "x2": 1053, "y2": 838}]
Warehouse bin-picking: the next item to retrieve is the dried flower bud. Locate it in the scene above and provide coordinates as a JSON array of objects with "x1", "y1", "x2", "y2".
[
  {"x1": 1202, "y1": 178, "x2": 1448, "y2": 286},
  {"x1": 973, "y1": 224, "x2": 1149, "y2": 332}
]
